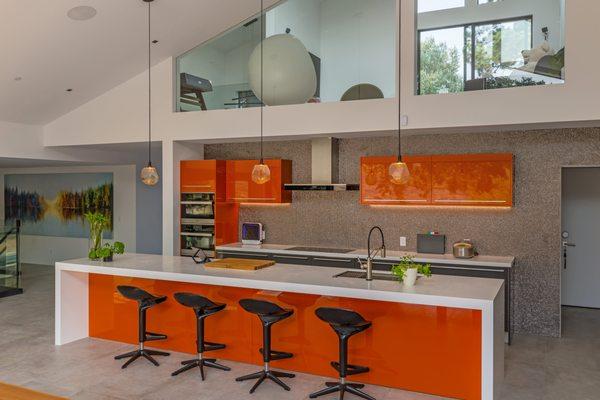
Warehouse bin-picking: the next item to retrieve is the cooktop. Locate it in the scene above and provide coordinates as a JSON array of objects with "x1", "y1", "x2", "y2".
[{"x1": 287, "y1": 246, "x2": 355, "y2": 254}]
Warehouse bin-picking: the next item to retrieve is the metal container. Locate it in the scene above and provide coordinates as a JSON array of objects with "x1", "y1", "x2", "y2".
[{"x1": 453, "y1": 239, "x2": 476, "y2": 259}]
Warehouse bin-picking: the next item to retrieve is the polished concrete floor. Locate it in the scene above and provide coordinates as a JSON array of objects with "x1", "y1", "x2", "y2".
[{"x1": 0, "y1": 264, "x2": 599, "y2": 400}]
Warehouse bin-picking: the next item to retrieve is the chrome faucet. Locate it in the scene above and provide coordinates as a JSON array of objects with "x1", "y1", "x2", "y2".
[{"x1": 358, "y1": 226, "x2": 386, "y2": 281}]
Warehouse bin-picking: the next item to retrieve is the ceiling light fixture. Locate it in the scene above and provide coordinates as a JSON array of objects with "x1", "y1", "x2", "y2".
[
  {"x1": 389, "y1": 1, "x2": 410, "y2": 185},
  {"x1": 251, "y1": 0, "x2": 271, "y2": 185},
  {"x1": 140, "y1": 0, "x2": 159, "y2": 186},
  {"x1": 67, "y1": 6, "x2": 97, "y2": 21}
]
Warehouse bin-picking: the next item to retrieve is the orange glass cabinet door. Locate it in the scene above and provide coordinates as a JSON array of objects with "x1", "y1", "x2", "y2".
[
  {"x1": 181, "y1": 160, "x2": 218, "y2": 194},
  {"x1": 431, "y1": 153, "x2": 513, "y2": 207},
  {"x1": 361, "y1": 156, "x2": 432, "y2": 205},
  {"x1": 226, "y1": 159, "x2": 292, "y2": 204}
]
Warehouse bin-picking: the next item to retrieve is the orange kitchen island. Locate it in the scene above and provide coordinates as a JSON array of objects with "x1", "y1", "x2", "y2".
[{"x1": 55, "y1": 254, "x2": 504, "y2": 400}]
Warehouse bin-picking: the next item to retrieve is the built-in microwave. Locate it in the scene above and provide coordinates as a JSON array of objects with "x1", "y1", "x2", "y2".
[
  {"x1": 180, "y1": 233, "x2": 215, "y2": 256},
  {"x1": 181, "y1": 192, "x2": 215, "y2": 221}
]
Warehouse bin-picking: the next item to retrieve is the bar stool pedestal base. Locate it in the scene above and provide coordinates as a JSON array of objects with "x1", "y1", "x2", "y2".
[
  {"x1": 236, "y1": 365, "x2": 295, "y2": 393},
  {"x1": 309, "y1": 380, "x2": 375, "y2": 400},
  {"x1": 172, "y1": 355, "x2": 231, "y2": 380},
  {"x1": 114, "y1": 346, "x2": 170, "y2": 369}
]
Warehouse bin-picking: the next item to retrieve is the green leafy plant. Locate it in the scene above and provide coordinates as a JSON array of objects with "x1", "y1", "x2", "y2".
[
  {"x1": 89, "y1": 242, "x2": 125, "y2": 261},
  {"x1": 391, "y1": 256, "x2": 432, "y2": 282},
  {"x1": 86, "y1": 212, "x2": 109, "y2": 259}
]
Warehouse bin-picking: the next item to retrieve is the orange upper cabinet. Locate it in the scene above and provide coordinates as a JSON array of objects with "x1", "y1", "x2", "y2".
[
  {"x1": 361, "y1": 156, "x2": 432, "y2": 205},
  {"x1": 226, "y1": 159, "x2": 292, "y2": 204},
  {"x1": 181, "y1": 160, "x2": 226, "y2": 199},
  {"x1": 360, "y1": 153, "x2": 513, "y2": 207},
  {"x1": 431, "y1": 153, "x2": 513, "y2": 207}
]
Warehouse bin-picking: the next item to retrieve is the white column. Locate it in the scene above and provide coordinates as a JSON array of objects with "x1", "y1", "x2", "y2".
[
  {"x1": 162, "y1": 139, "x2": 204, "y2": 256},
  {"x1": 55, "y1": 267, "x2": 89, "y2": 345}
]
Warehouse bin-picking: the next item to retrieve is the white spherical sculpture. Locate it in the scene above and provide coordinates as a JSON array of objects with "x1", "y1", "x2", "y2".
[{"x1": 248, "y1": 34, "x2": 317, "y2": 106}]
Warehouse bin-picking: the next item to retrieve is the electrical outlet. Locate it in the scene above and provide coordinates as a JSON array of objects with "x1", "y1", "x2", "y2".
[
  {"x1": 400, "y1": 236, "x2": 407, "y2": 247},
  {"x1": 400, "y1": 115, "x2": 409, "y2": 126}
]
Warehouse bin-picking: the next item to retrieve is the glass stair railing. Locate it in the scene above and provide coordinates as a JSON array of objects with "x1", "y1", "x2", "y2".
[{"x1": 0, "y1": 220, "x2": 22, "y2": 298}]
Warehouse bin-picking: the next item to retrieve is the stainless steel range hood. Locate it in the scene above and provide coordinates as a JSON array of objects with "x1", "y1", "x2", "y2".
[{"x1": 284, "y1": 138, "x2": 359, "y2": 191}]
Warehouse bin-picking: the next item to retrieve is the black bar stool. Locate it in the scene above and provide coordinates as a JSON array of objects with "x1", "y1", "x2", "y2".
[
  {"x1": 309, "y1": 307, "x2": 374, "y2": 400},
  {"x1": 114, "y1": 285, "x2": 170, "y2": 368},
  {"x1": 171, "y1": 292, "x2": 231, "y2": 380},
  {"x1": 235, "y1": 299, "x2": 295, "y2": 393}
]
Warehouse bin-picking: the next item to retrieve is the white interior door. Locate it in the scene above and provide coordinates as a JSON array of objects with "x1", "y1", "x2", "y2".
[{"x1": 561, "y1": 167, "x2": 600, "y2": 308}]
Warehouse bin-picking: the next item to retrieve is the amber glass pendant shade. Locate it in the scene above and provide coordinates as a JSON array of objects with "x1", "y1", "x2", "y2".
[
  {"x1": 251, "y1": 163, "x2": 271, "y2": 184},
  {"x1": 141, "y1": 164, "x2": 160, "y2": 186},
  {"x1": 389, "y1": 160, "x2": 410, "y2": 185}
]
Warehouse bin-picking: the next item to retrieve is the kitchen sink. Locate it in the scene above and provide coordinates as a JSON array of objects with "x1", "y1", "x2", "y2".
[{"x1": 333, "y1": 270, "x2": 398, "y2": 282}]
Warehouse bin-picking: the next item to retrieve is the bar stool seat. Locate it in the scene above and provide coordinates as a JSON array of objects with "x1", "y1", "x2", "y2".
[
  {"x1": 114, "y1": 285, "x2": 170, "y2": 369},
  {"x1": 309, "y1": 307, "x2": 375, "y2": 400},
  {"x1": 235, "y1": 299, "x2": 295, "y2": 394},
  {"x1": 171, "y1": 292, "x2": 231, "y2": 380}
]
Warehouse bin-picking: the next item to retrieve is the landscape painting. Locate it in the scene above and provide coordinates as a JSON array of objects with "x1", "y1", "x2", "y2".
[{"x1": 4, "y1": 173, "x2": 113, "y2": 238}]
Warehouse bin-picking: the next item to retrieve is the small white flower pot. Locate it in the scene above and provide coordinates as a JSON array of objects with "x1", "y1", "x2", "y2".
[{"x1": 403, "y1": 268, "x2": 418, "y2": 287}]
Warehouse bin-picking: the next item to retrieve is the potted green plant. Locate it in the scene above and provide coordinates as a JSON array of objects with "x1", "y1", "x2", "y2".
[
  {"x1": 391, "y1": 256, "x2": 432, "y2": 287},
  {"x1": 85, "y1": 212, "x2": 109, "y2": 259},
  {"x1": 89, "y1": 242, "x2": 125, "y2": 262}
]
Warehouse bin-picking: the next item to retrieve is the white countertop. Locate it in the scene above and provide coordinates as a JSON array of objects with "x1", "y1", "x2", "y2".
[
  {"x1": 216, "y1": 243, "x2": 515, "y2": 269},
  {"x1": 56, "y1": 253, "x2": 504, "y2": 310}
]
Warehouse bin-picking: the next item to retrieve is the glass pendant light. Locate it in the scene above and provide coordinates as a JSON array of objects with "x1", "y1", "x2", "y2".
[
  {"x1": 389, "y1": 0, "x2": 410, "y2": 185},
  {"x1": 251, "y1": 0, "x2": 271, "y2": 185},
  {"x1": 140, "y1": 0, "x2": 159, "y2": 186}
]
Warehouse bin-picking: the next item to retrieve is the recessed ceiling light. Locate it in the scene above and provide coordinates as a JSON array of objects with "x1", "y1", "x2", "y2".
[{"x1": 67, "y1": 6, "x2": 97, "y2": 21}]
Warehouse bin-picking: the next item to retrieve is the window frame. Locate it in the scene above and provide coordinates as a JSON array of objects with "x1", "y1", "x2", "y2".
[{"x1": 417, "y1": 14, "x2": 534, "y2": 95}]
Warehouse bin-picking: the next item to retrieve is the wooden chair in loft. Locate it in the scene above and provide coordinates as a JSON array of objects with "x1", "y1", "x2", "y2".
[{"x1": 180, "y1": 73, "x2": 213, "y2": 111}]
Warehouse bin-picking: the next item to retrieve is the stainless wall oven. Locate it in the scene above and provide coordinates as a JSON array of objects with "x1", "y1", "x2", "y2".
[{"x1": 180, "y1": 192, "x2": 216, "y2": 256}]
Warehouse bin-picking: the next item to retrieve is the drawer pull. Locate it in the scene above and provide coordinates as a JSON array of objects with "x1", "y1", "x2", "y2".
[
  {"x1": 273, "y1": 255, "x2": 310, "y2": 260},
  {"x1": 313, "y1": 257, "x2": 353, "y2": 263},
  {"x1": 430, "y1": 265, "x2": 505, "y2": 273}
]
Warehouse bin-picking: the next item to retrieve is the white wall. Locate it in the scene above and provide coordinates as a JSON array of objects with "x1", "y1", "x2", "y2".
[
  {"x1": 0, "y1": 165, "x2": 136, "y2": 266},
  {"x1": 43, "y1": 0, "x2": 599, "y2": 147},
  {"x1": 418, "y1": 0, "x2": 563, "y2": 50},
  {"x1": 320, "y1": 0, "x2": 396, "y2": 101},
  {"x1": 162, "y1": 141, "x2": 204, "y2": 256},
  {"x1": 267, "y1": 0, "x2": 322, "y2": 56}
]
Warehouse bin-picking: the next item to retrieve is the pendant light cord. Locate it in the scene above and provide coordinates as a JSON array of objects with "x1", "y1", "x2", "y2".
[
  {"x1": 260, "y1": 0, "x2": 264, "y2": 164},
  {"x1": 147, "y1": 1, "x2": 152, "y2": 166},
  {"x1": 397, "y1": 0, "x2": 402, "y2": 163}
]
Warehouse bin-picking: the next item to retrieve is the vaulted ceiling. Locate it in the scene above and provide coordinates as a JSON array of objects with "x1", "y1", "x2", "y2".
[{"x1": 0, "y1": 0, "x2": 278, "y2": 125}]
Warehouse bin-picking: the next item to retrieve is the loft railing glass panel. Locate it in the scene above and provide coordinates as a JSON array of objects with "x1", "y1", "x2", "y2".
[
  {"x1": 176, "y1": 0, "x2": 396, "y2": 112},
  {"x1": 0, "y1": 225, "x2": 21, "y2": 296},
  {"x1": 417, "y1": 0, "x2": 565, "y2": 95}
]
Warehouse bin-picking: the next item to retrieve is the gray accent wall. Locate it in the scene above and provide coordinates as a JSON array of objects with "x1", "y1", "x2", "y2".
[{"x1": 205, "y1": 128, "x2": 600, "y2": 337}]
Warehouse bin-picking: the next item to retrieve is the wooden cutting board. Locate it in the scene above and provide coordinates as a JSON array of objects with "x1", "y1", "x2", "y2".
[{"x1": 205, "y1": 258, "x2": 275, "y2": 270}]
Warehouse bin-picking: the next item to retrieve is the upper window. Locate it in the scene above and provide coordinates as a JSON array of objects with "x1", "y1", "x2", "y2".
[
  {"x1": 418, "y1": 0, "x2": 465, "y2": 13},
  {"x1": 417, "y1": 0, "x2": 565, "y2": 95},
  {"x1": 176, "y1": 0, "x2": 396, "y2": 112}
]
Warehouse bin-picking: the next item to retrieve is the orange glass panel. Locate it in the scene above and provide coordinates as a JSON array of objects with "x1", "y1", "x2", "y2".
[
  {"x1": 214, "y1": 202, "x2": 239, "y2": 245},
  {"x1": 361, "y1": 156, "x2": 432, "y2": 205},
  {"x1": 90, "y1": 275, "x2": 482, "y2": 400},
  {"x1": 431, "y1": 154, "x2": 513, "y2": 207},
  {"x1": 226, "y1": 159, "x2": 292, "y2": 204},
  {"x1": 180, "y1": 160, "x2": 218, "y2": 194}
]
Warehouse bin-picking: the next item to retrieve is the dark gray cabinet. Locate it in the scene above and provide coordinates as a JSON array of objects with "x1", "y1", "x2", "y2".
[{"x1": 216, "y1": 249, "x2": 512, "y2": 343}]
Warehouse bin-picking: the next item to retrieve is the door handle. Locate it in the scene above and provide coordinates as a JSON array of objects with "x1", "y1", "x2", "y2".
[{"x1": 562, "y1": 242, "x2": 575, "y2": 270}]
